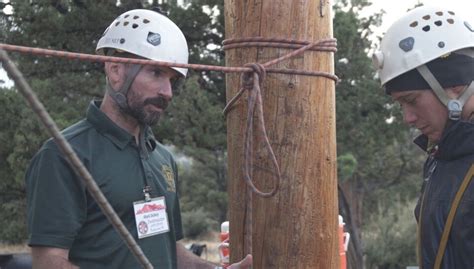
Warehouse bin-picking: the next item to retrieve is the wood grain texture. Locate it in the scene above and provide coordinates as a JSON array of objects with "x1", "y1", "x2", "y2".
[{"x1": 224, "y1": 0, "x2": 338, "y2": 268}]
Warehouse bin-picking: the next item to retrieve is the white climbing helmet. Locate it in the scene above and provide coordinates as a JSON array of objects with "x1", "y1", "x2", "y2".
[
  {"x1": 96, "y1": 9, "x2": 189, "y2": 77},
  {"x1": 372, "y1": 5, "x2": 474, "y2": 86}
]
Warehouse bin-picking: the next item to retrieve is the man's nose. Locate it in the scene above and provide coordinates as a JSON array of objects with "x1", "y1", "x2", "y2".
[
  {"x1": 158, "y1": 78, "x2": 173, "y2": 100},
  {"x1": 402, "y1": 107, "x2": 417, "y2": 125}
]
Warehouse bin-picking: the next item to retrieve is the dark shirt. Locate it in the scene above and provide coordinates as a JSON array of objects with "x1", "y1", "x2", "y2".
[
  {"x1": 26, "y1": 100, "x2": 182, "y2": 269},
  {"x1": 414, "y1": 119, "x2": 474, "y2": 268}
]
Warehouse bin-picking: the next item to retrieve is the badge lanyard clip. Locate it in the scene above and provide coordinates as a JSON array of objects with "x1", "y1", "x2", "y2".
[{"x1": 143, "y1": 185, "x2": 152, "y2": 202}]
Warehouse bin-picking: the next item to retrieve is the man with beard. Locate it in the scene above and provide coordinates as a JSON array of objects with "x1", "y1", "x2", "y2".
[
  {"x1": 372, "y1": 5, "x2": 474, "y2": 269},
  {"x1": 25, "y1": 9, "x2": 251, "y2": 269}
]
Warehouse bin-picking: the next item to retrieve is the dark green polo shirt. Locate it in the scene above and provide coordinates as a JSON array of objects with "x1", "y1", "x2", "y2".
[{"x1": 26, "y1": 100, "x2": 182, "y2": 269}]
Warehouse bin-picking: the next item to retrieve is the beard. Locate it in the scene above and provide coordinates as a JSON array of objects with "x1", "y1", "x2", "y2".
[{"x1": 122, "y1": 90, "x2": 170, "y2": 126}]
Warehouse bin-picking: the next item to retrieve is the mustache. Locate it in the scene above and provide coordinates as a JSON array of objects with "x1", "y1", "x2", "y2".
[{"x1": 144, "y1": 96, "x2": 170, "y2": 110}]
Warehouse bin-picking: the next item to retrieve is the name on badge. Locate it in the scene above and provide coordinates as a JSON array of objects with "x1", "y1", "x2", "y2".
[{"x1": 133, "y1": 196, "x2": 170, "y2": 239}]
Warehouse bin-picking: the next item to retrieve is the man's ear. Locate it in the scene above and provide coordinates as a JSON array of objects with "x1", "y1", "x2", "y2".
[{"x1": 104, "y1": 62, "x2": 126, "y2": 89}]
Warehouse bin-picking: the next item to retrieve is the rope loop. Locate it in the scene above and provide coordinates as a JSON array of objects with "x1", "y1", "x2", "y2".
[{"x1": 224, "y1": 62, "x2": 280, "y2": 198}]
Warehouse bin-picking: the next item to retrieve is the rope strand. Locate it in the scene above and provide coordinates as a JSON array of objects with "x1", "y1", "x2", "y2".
[{"x1": 0, "y1": 43, "x2": 337, "y2": 78}]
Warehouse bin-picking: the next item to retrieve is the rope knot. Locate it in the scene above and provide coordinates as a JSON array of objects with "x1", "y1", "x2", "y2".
[
  {"x1": 242, "y1": 63, "x2": 266, "y2": 90},
  {"x1": 224, "y1": 63, "x2": 266, "y2": 115}
]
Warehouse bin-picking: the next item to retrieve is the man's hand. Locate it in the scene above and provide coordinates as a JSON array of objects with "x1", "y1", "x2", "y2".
[{"x1": 227, "y1": 254, "x2": 253, "y2": 269}]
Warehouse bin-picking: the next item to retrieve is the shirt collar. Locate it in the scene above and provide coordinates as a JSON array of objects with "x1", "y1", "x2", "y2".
[
  {"x1": 86, "y1": 100, "x2": 157, "y2": 151},
  {"x1": 414, "y1": 119, "x2": 474, "y2": 159}
]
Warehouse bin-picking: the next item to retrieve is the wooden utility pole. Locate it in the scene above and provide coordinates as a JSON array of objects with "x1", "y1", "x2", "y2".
[{"x1": 224, "y1": 0, "x2": 338, "y2": 268}]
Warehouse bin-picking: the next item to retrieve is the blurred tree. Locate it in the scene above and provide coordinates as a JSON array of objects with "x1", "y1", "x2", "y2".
[
  {"x1": 158, "y1": 75, "x2": 228, "y2": 224},
  {"x1": 157, "y1": 0, "x2": 229, "y2": 226},
  {"x1": 0, "y1": 89, "x2": 30, "y2": 243},
  {"x1": 0, "y1": 0, "x2": 132, "y2": 243},
  {"x1": 0, "y1": 0, "x2": 228, "y2": 243},
  {"x1": 363, "y1": 198, "x2": 418, "y2": 269},
  {"x1": 0, "y1": 2, "x2": 426, "y2": 268},
  {"x1": 333, "y1": 0, "x2": 424, "y2": 268}
]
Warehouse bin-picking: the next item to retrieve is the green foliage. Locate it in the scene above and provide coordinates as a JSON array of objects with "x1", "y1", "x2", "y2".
[
  {"x1": 0, "y1": 0, "x2": 117, "y2": 243},
  {"x1": 0, "y1": 89, "x2": 29, "y2": 243},
  {"x1": 333, "y1": 1, "x2": 425, "y2": 267},
  {"x1": 334, "y1": 2, "x2": 409, "y2": 181},
  {"x1": 0, "y1": 0, "x2": 228, "y2": 243},
  {"x1": 178, "y1": 154, "x2": 228, "y2": 225},
  {"x1": 157, "y1": 76, "x2": 226, "y2": 153},
  {"x1": 337, "y1": 153, "x2": 357, "y2": 182},
  {"x1": 363, "y1": 197, "x2": 417, "y2": 268},
  {"x1": 0, "y1": 199, "x2": 27, "y2": 243},
  {"x1": 0, "y1": 3, "x2": 428, "y2": 268},
  {"x1": 181, "y1": 207, "x2": 217, "y2": 239},
  {"x1": 164, "y1": 77, "x2": 229, "y2": 225},
  {"x1": 157, "y1": 0, "x2": 228, "y2": 227}
]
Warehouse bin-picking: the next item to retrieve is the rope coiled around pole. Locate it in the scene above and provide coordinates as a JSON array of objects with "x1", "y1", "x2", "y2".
[{"x1": 221, "y1": 37, "x2": 338, "y2": 257}]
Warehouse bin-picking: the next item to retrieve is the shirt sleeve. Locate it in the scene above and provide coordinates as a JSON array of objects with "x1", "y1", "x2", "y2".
[{"x1": 26, "y1": 145, "x2": 87, "y2": 249}]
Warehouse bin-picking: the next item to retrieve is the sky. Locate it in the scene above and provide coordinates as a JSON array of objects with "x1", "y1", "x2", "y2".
[{"x1": 1, "y1": 0, "x2": 473, "y2": 88}]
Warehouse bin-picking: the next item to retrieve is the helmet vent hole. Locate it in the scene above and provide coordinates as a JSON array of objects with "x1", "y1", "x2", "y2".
[
  {"x1": 123, "y1": 21, "x2": 129, "y2": 26},
  {"x1": 434, "y1": 20, "x2": 442, "y2": 26},
  {"x1": 115, "y1": 21, "x2": 120, "y2": 27},
  {"x1": 143, "y1": 19, "x2": 150, "y2": 24},
  {"x1": 448, "y1": 11, "x2": 455, "y2": 15},
  {"x1": 124, "y1": 15, "x2": 130, "y2": 18},
  {"x1": 435, "y1": 11, "x2": 443, "y2": 16},
  {"x1": 132, "y1": 23, "x2": 139, "y2": 29},
  {"x1": 438, "y1": 41, "x2": 445, "y2": 48},
  {"x1": 422, "y1": 25, "x2": 430, "y2": 32},
  {"x1": 447, "y1": 19, "x2": 454, "y2": 24},
  {"x1": 410, "y1": 21, "x2": 418, "y2": 27},
  {"x1": 133, "y1": 16, "x2": 139, "y2": 19},
  {"x1": 422, "y1": 15, "x2": 430, "y2": 20}
]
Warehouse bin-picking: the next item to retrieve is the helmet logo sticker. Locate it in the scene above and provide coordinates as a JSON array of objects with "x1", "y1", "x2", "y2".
[
  {"x1": 147, "y1": 32, "x2": 161, "y2": 46},
  {"x1": 399, "y1": 37, "x2": 415, "y2": 52}
]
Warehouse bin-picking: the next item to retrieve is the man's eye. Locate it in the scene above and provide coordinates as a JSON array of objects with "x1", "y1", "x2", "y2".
[
  {"x1": 151, "y1": 69, "x2": 161, "y2": 77},
  {"x1": 406, "y1": 98, "x2": 417, "y2": 105}
]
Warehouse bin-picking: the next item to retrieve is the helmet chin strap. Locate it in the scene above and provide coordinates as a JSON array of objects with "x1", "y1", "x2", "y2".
[
  {"x1": 106, "y1": 64, "x2": 143, "y2": 110},
  {"x1": 417, "y1": 64, "x2": 474, "y2": 121}
]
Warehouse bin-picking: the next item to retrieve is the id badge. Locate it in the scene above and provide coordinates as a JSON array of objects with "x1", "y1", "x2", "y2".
[{"x1": 133, "y1": 196, "x2": 170, "y2": 239}]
